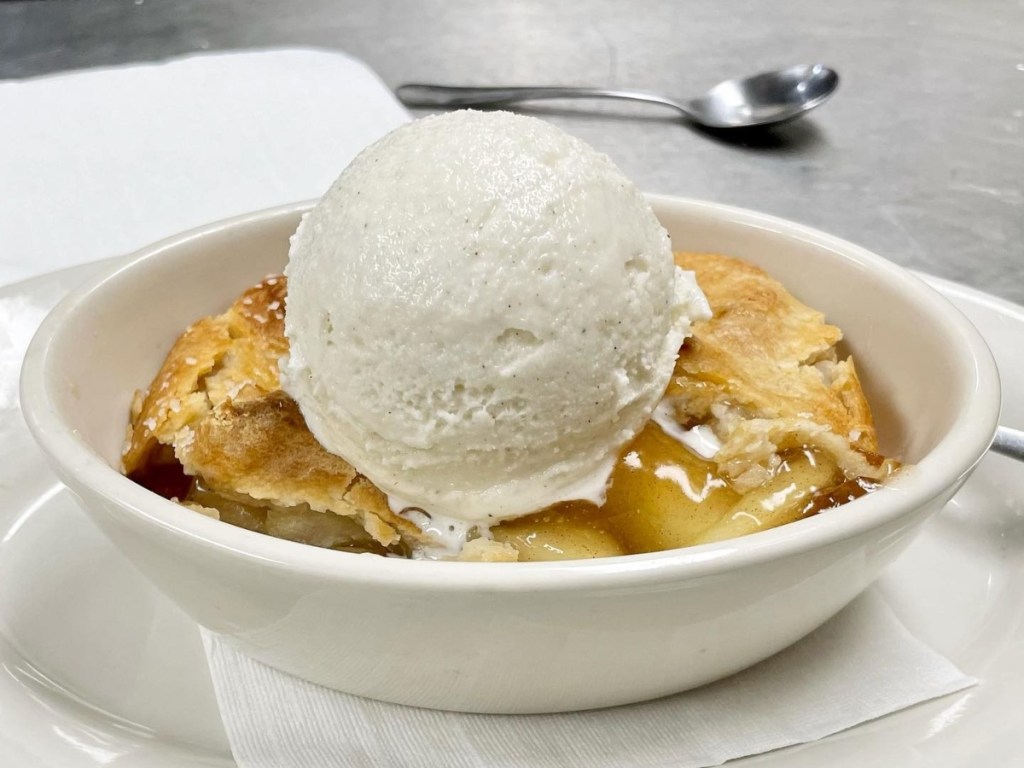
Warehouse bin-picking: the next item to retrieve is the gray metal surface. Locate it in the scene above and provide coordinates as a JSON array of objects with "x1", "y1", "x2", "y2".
[{"x1": 2, "y1": 0, "x2": 1022, "y2": 303}]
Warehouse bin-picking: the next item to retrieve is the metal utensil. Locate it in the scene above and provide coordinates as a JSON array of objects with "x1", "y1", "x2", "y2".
[
  {"x1": 992, "y1": 425, "x2": 1024, "y2": 462},
  {"x1": 396, "y1": 64, "x2": 839, "y2": 130}
]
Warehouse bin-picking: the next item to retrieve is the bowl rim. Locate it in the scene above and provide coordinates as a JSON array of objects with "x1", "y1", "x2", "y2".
[{"x1": 20, "y1": 196, "x2": 1002, "y2": 592}]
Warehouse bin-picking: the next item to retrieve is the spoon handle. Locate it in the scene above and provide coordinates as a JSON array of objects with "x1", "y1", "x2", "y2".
[
  {"x1": 395, "y1": 84, "x2": 689, "y2": 117},
  {"x1": 991, "y1": 425, "x2": 1024, "y2": 462}
]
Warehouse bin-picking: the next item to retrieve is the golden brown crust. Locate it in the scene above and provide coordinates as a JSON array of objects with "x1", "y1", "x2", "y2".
[
  {"x1": 122, "y1": 277, "x2": 288, "y2": 473},
  {"x1": 122, "y1": 276, "x2": 426, "y2": 549},
  {"x1": 124, "y1": 254, "x2": 889, "y2": 559},
  {"x1": 670, "y1": 252, "x2": 884, "y2": 489}
]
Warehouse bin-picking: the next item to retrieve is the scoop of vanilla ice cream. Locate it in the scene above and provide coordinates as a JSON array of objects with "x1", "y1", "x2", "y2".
[{"x1": 282, "y1": 110, "x2": 709, "y2": 523}]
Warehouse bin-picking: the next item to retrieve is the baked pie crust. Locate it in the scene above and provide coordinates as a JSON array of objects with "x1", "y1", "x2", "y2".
[
  {"x1": 669, "y1": 252, "x2": 885, "y2": 492},
  {"x1": 122, "y1": 253, "x2": 895, "y2": 560}
]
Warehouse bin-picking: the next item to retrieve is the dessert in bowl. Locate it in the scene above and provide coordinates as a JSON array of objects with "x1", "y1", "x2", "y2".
[
  {"x1": 120, "y1": 253, "x2": 898, "y2": 562},
  {"x1": 122, "y1": 112, "x2": 900, "y2": 564},
  {"x1": 20, "y1": 114, "x2": 999, "y2": 713}
]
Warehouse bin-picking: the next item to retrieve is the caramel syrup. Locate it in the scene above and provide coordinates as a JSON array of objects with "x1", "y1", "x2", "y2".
[{"x1": 492, "y1": 420, "x2": 874, "y2": 561}]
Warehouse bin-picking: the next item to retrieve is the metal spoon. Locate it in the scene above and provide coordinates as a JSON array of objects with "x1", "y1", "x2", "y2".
[{"x1": 396, "y1": 64, "x2": 839, "y2": 130}]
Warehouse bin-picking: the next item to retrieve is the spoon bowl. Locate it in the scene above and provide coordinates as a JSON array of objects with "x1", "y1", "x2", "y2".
[
  {"x1": 688, "y1": 64, "x2": 840, "y2": 129},
  {"x1": 396, "y1": 64, "x2": 840, "y2": 130}
]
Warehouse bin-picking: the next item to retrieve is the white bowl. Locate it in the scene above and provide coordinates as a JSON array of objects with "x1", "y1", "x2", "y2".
[{"x1": 20, "y1": 197, "x2": 1000, "y2": 714}]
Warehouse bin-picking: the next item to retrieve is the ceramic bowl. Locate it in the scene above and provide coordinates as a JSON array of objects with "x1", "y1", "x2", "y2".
[{"x1": 20, "y1": 196, "x2": 1000, "y2": 714}]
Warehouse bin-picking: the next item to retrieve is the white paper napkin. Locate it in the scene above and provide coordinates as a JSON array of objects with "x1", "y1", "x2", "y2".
[
  {"x1": 0, "y1": 48, "x2": 408, "y2": 286},
  {"x1": 3, "y1": 49, "x2": 975, "y2": 768},
  {"x1": 202, "y1": 592, "x2": 973, "y2": 768}
]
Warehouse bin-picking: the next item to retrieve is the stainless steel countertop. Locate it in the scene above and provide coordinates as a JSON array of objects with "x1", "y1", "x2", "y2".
[{"x1": 2, "y1": 0, "x2": 1021, "y2": 303}]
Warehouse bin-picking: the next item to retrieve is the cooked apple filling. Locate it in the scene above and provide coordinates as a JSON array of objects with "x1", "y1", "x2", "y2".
[{"x1": 122, "y1": 253, "x2": 897, "y2": 561}]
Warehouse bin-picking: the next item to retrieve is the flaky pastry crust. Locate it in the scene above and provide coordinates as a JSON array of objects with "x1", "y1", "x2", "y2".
[
  {"x1": 670, "y1": 252, "x2": 887, "y2": 490},
  {"x1": 123, "y1": 253, "x2": 892, "y2": 559},
  {"x1": 122, "y1": 276, "x2": 427, "y2": 550}
]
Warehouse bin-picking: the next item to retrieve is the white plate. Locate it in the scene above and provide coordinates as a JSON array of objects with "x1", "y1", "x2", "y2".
[{"x1": 1, "y1": 261, "x2": 1022, "y2": 767}]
